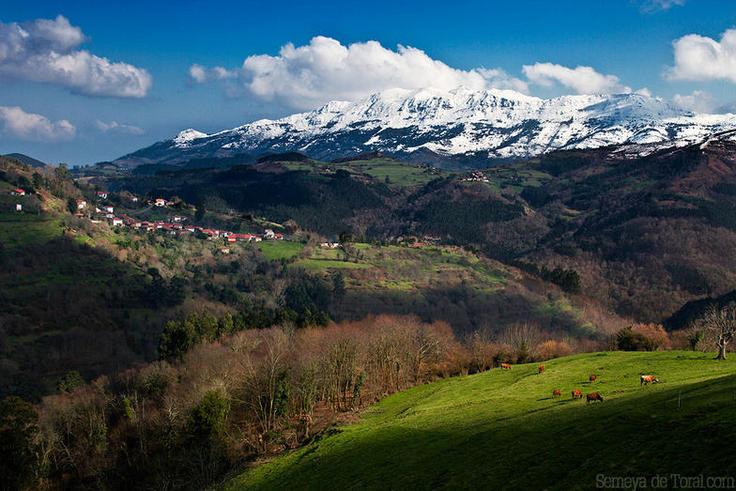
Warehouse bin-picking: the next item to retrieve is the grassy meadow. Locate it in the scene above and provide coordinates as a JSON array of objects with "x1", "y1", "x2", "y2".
[{"x1": 227, "y1": 351, "x2": 736, "y2": 490}]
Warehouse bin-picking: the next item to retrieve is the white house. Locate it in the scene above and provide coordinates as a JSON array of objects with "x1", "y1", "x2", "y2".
[
  {"x1": 154, "y1": 198, "x2": 166, "y2": 207},
  {"x1": 103, "y1": 206, "x2": 114, "y2": 213},
  {"x1": 15, "y1": 203, "x2": 22, "y2": 212},
  {"x1": 77, "y1": 200, "x2": 87, "y2": 210}
]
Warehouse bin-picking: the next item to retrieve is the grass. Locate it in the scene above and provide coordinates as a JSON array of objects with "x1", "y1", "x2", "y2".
[
  {"x1": 295, "y1": 258, "x2": 372, "y2": 270},
  {"x1": 0, "y1": 212, "x2": 63, "y2": 249},
  {"x1": 257, "y1": 241, "x2": 304, "y2": 260},
  {"x1": 281, "y1": 243, "x2": 507, "y2": 292},
  {"x1": 227, "y1": 351, "x2": 736, "y2": 490},
  {"x1": 283, "y1": 158, "x2": 441, "y2": 187}
]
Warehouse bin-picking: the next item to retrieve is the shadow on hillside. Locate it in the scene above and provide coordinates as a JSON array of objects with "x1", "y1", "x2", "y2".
[
  {"x1": 0, "y1": 236, "x2": 165, "y2": 399},
  {"x1": 335, "y1": 284, "x2": 593, "y2": 339},
  {"x1": 236, "y1": 374, "x2": 736, "y2": 490}
]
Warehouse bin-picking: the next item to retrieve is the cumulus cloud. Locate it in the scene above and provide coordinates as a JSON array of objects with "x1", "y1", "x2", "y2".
[
  {"x1": 672, "y1": 91, "x2": 715, "y2": 113},
  {"x1": 477, "y1": 68, "x2": 529, "y2": 94},
  {"x1": 523, "y1": 62, "x2": 632, "y2": 94},
  {"x1": 0, "y1": 15, "x2": 151, "y2": 97},
  {"x1": 95, "y1": 120, "x2": 145, "y2": 135},
  {"x1": 0, "y1": 106, "x2": 75, "y2": 141},
  {"x1": 191, "y1": 36, "x2": 529, "y2": 109},
  {"x1": 667, "y1": 28, "x2": 736, "y2": 83}
]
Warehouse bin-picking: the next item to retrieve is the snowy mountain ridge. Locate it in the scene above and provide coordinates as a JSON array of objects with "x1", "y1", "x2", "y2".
[{"x1": 117, "y1": 87, "x2": 736, "y2": 167}]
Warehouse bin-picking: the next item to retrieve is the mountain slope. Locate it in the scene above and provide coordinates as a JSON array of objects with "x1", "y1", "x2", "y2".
[
  {"x1": 4, "y1": 153, "x2": 47, "y2": 168},
  {"x1": 227, "y1": 351, "x2": 736, "y2": 490},
  {"x1": 116, "y1": 88, "x2": 736, "y2": 168}
]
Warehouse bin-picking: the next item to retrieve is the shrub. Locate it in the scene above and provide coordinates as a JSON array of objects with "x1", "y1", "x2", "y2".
[
  {"x1": 536, "y1": 340, "x2": 573, "y2": 360},
  {"x1": 616, "y1": 324, "x2": 670, "y2": 351}
]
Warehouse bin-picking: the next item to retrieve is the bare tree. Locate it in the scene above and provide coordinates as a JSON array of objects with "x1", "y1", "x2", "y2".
[{"x1": 701, "y1": 304, "x2": 736, "y2": 360}]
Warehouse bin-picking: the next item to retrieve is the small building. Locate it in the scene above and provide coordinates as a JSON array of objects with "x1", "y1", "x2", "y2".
[
  {"x1": 131, "y1": 196, "x2": 139, "y2": 202},
  {"x1": 15, "y1": 203, "x2": 22, "y2": 212},
  {"x1": 154, "y1": 198, "x2": 166, "y2": 207},
  {"x1": 96, "y1": 191, "x2": 108, "y2": 199},
  {"x1": 172, "y1": 215, "x2": 183, "y2": 222},
  {"x1": 76, "y1": 200, "x2": 87, "y2": 210},
  {"x1": 112, "y1": 217, "x2": 123, "y2": 226},
  {"x1": 11, "y1": 188, "x2": 26, "y2": 196},
  {"x1": 320, "y1": 242, "x2": 340, "y2": 249},
  {"x1": 263, "y1": 229, "x2": 276, "y2": 240},
  {"x1": 103, "y1": 206, "x2": 114, "y2": 213}
]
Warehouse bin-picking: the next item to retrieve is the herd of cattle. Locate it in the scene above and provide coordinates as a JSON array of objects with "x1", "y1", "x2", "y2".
[{"x1": 499, "y1": 363, "x2": 660, "y2": 404}]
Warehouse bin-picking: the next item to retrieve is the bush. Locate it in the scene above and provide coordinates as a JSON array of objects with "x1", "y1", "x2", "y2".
[
  {"x1": 616, "y1": 324, "x2": 670, "y2": 351},
  {"x1": 536, "y1": 340, "x2": 573, "y2": 360}
]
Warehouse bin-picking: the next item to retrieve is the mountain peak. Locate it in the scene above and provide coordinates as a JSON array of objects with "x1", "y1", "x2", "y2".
[
  {"x1": 173, "y1": 128, "x2": 208, "y2": 146},
  {"x1": 118, "y1": 88, "x2": 736, "y2": 167}
]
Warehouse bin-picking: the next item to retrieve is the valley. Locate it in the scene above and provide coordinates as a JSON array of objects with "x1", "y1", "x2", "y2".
[{"x1": 3, "y1": 5, "x2": 736, "y2": 490}]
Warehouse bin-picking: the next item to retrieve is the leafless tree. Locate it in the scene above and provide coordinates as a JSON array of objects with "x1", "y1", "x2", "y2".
[{"x1": 701, "y1": 304, "x2": 736, "y2": 360}]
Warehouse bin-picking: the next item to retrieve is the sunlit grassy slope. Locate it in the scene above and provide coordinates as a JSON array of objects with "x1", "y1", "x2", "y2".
[{"x1": 227, "y1": 351, "x2": 736, "y2": 490}]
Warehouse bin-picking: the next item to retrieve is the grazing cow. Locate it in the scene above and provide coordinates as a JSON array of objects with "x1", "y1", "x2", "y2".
[
  {"x1": 500, "y1": 363, "x2": 512, "y2": 370},
  {"x1": 538, "y1": 364, "x2": 545, "y2": 374},
  {"x1": 571, "y1": 389, "x2": 583, "y2": 399},
  {"x1": 552, "y1": 389, "x2": 561, "y2": 397},
  {"x1": 586, "y1": 392, "x2": 603, "y2": 403},
  {"x1": 640, "y1": 375, "x2": 659, "y2": 386},
  {"x1": 589, "y1": 374, "x2": 597, "y2": 382}
]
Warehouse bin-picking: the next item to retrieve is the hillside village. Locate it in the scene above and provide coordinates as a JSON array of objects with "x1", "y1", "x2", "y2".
[{"x1": 9, "y1": 185, "x2": 285, "y2": 244}]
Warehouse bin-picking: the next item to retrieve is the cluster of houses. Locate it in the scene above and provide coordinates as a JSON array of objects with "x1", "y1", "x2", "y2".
[
  {"x1": 79, "y1": 196, "x2": 285, "y2": 243},
  {"x1": 462, "y1": 171, "x2": 490, "y2": 183}
]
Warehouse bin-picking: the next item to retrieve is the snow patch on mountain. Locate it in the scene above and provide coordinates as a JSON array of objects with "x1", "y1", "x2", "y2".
[{"x1": 120, "y1": 87, "x2": 736, "y2": 166}]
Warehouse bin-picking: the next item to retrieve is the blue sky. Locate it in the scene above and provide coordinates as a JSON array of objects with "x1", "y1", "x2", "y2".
[{"x1": 1, "y1": 0, "x2": 735, "y2": 164}]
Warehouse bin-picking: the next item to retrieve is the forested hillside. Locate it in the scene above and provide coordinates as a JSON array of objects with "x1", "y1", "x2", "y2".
[
  {"x1": 1, "y1": 155, "x2": 609, "y2": 399},
  {"x1": 90, "y1": 137, "x2": 736, "y2": 323}
]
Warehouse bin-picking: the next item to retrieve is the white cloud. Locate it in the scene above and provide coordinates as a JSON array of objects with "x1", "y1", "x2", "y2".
[
  {"x1": 95, "y1": 120, "x2": 145, "y2": 135},
  {"x1": 640, "y1": 0, "x2": 686, "y2": 12},
  {"x1": 667, "y1": 28, "x2": 736, "y2": 83},
  {"x1": 0, "y1": 106, "x2": 75, "y2": 141},
  {"x1": 192, "y1": 36, "x2": 528, "y2": 109},
  {"x1": 672, "y1": 91, "x2": 715, "y2": 113},
  {"x1": 477, "y1": 68, "x2": 529, "y2": 94},
  {"x1": 188, "y1": 63, "x2": 236, "y2": 84},
  {"x1": 523, "y1": 62, "x2": 632, "y2": 94},
  {"x1": 0, "y1": 15, "x2": 151, "y2": 98}
]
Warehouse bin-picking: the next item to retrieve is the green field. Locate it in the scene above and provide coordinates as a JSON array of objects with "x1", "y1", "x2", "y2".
[
  {"x1": 227, "y1": 351, "x2": 736, "y2": 490},
  {"x1": 257, "y1": 240, "x2": 304, "y2": 260},
  {"x1": 0, "y1": 213, "x2": 63, "y2": 249},
  {"x1": 284, "y1": 243, "x2": 507, "y2": 291},
  {"x1": 283, "y1": 158, "x2": 442, "y2": 187}
]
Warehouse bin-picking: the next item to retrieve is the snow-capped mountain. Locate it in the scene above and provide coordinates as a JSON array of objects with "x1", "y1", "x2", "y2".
[{"x1": 116, "y1": 87, "x2": 736, "y2": 167}]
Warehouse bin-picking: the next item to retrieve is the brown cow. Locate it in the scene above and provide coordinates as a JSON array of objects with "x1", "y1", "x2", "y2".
[
  {"x1": 538, "y1": 364, "x2": 545, "y2": 374},
  {"x1": 552, "y1": 389, "x2": 561, "y2": 397},
  {"x1": 589, "y1": 374, "x2": 597, "y2": 382},
  {"x1": 586, "y1": 392, "x2": 603, "y2": 403},
  {"x1": 571, "y1": 389, "x2": 583, "y2": 399},
  {"x1": 640, "y1": 375, "x2": 659, "y2": 386},
  {"x1": 500, "y1": 363, "x2": 512, "y2": 370}
]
